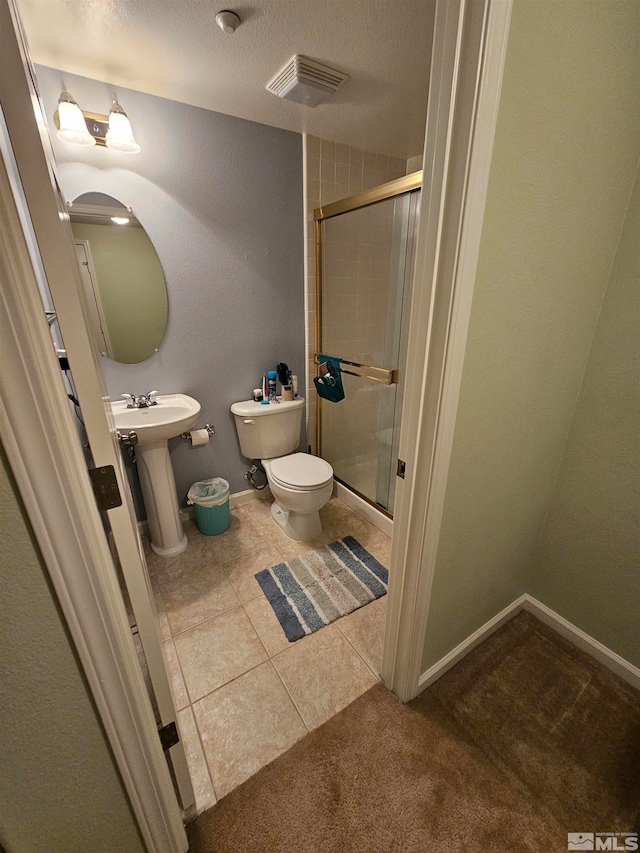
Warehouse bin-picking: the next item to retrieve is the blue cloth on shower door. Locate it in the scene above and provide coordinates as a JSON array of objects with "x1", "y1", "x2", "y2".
[{"x1": 314, "y1": 354, "x2": 345, "y2": 403}]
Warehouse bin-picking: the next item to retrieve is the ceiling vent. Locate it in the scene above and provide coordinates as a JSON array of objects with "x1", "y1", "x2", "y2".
[{"x1": 266, "y1": 55, "x2": 349, "y2": 108}]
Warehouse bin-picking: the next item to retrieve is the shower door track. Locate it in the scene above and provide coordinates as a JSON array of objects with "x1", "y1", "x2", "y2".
[
  {"x1": 314, "y1": 170, "x2": 422, "y2": 222},
  {"x1": 313, "y1": 171, "x2": 422, "y2": 518},
  {"x1": 333, "y1": 475, "x2": 394, "y2": 520}
]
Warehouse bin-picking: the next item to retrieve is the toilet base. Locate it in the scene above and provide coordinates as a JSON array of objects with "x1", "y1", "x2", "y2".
[{"x1": 271, "y1": 501, "x2": 322, "y2": 542}]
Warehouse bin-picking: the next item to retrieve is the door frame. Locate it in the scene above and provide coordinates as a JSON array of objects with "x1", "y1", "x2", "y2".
[
  {"x1": 0, "y1": 0, "x2": 190, "y2": 850},
  {"x1": 382, "y1": 0, "x2": 513, "y2": 700}
]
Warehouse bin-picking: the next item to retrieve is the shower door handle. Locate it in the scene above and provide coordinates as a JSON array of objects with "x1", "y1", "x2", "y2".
[{"x1": 314, "y1": 355, "x2": 397, "y2": 385}]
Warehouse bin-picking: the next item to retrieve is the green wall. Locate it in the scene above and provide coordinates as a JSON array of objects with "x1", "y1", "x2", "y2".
[
  {"x1": 531, "y1": 167, "x2": 640, "y2": 666},
  {"x1": 0, "y1": 444, "x2": 145, "y2": 853},
  {"x1": 422, "y1": 0, "x2": 640, "y2": 670},
  {"x1": 72, "y1": 221, "x2": 167, "y2": 364}
]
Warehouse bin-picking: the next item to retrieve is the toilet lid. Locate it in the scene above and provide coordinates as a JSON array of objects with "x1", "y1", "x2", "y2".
[{"x1": 268, "y1": 453, "x2": 333, "y2": 490}]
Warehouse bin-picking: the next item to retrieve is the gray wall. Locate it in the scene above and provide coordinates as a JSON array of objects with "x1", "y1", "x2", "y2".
[
  {"x1": 0, "y1": 444, "x2": 145, "y2": 853},
  {"x1": 422, "y1": 0, "x2": 640, "y2": 670},
  {"x1": 531, "y1": 167, "x2": 640, "y2": 667},
  {"x1": 35, "y1": 65, "x2": 305, "y2": 502}
]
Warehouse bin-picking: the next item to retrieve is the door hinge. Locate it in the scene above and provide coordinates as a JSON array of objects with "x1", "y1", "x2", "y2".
[
  {"x1": 158, "y1": 721, "x2": 179, "y2": 751},
  {"x1": 88, "y1": 465, "x2": 122, "y2": 511},
  {"x1": 396, "y1": 458, "x2": 406, "y2": 479}
]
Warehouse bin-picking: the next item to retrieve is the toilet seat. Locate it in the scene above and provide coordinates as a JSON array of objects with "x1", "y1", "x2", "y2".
[{"x1": 266, "y1": 453, "x2": 333, "y2": 492}]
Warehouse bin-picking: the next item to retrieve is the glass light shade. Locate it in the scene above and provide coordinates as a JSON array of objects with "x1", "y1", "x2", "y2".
[
  {"x1": 106, "y1": 108, "x2": 141, "y2": 154},
  {"x1": 57, "y1": 99, "x2": 96, "y2": 146}
]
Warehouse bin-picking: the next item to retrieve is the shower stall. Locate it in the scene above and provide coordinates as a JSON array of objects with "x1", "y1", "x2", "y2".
[{"x1": 314, "y1": 172, "x2": 421, "y2": 517}]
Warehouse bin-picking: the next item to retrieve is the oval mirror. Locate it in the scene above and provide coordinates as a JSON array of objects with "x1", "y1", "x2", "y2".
[{"x1": 69, "y1": 192, "x2": 168, "y2": 364}]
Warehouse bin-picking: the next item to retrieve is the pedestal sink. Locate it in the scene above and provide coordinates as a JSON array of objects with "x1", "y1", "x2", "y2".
[{"x1": 111, "y1": 393, "x2": 201, "y2": 557}]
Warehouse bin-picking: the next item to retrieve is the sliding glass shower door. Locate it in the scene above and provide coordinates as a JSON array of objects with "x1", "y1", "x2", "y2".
[{"x1": 316, "y1": 178, "x2": 420, "y2": 515}]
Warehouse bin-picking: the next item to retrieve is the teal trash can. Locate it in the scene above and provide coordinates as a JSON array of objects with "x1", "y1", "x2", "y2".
[{"x1": 187, "y1": 477, "x2": 231, "y2": 535}]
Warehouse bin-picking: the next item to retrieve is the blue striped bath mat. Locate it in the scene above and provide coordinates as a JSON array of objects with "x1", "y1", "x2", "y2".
[{"x1": 254, "y1": 536, "x2": 388, "y2": 642}]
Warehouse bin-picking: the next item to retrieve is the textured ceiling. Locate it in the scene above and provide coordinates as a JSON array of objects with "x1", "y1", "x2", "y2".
[{"x1": 16, "y1": 0, "x2": 435, "y2": 159}]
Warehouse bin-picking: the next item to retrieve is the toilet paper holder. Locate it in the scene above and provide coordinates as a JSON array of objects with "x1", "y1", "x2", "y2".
[{"x1": 180, "y1": 423, "x2": 216, "y2": 443}]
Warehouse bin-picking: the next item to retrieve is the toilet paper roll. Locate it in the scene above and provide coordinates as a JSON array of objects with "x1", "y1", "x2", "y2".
[{"x1": 190, "y1": 429, "x2": 209, "y2": 446}]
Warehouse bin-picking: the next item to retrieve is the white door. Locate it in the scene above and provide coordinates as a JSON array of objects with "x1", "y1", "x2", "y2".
[{"x1": 0, "y1": 0, "x2": 194, "y2": 815}]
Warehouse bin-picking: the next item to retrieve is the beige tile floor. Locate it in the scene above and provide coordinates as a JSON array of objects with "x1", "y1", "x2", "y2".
[{"x1": 144, "y1": 493, "x2": 391, "y2": 813}]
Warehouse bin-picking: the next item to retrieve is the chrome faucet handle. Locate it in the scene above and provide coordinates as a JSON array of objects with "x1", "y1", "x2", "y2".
[
  {"x1": 120, "y1": 393, "x2": 135, "y2": 408},
  {"x1": 146, "y1": 390, "x2": 159, "y2": 405}
]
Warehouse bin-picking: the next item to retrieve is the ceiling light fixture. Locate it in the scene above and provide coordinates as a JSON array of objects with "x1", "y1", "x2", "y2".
[
  {"x1": 110, "y1": 216, "x2": 130, "y2": 225},
  {"x1": 54, "y1": 85, "x2": 141, "y2": 153},
  {"x1": 215, "y1": 10, "x2": 241, "y2": 34}
]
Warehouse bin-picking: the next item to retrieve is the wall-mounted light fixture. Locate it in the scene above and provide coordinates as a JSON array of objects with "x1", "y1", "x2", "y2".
[{"x1": 54, "y1": 85, "x2": 141, "y2": 153}]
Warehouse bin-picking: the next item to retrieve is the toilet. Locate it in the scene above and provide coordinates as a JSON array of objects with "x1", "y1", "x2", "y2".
[{"x1": 230, "y1": 397, "x2": 333, "y2": 541}]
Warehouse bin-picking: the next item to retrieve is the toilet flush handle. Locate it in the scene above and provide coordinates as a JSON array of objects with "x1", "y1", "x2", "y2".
[{"x1": 243, "y1": 419, "x2": 256, "y2": 424}]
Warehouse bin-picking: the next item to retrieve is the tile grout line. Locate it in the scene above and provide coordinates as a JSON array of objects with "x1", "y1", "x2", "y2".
[
  {"x1": 168, "y1": 599, "x2": 245, "y2": 641},
  {"x1": 186, "y1": 701, "x2": 219, "y2": 809},
  {"x1": 167, "y1": 632, "x2": 197, "y2": 708},
  {"x1": 335, "y1": 619, "x2": 382, "y2": 682},
  {"x1": 160, "y1": 633, "x2": 218, "y2": 809},
  {"x1": 187, "y1": 654, "x2": 281, "y2": 806},
  {"x1": 268, "y1": 647, "x2": 312, "y2": 734},
  {"x1": 188, "y1": 652, "x2": 272, "y2": 708},
  {"x1": 239, "y1": 602, "x2": 310, "y2": 733}
]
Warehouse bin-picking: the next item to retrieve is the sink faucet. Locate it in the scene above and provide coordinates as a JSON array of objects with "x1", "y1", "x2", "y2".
[{"x1": 121, "y1": 390, "x2": 159, "y2": 409}]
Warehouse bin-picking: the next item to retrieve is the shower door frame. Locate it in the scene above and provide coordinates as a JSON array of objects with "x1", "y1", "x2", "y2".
[{"x1": 314, "y1": 170, "x2": 423, "y2": 518}]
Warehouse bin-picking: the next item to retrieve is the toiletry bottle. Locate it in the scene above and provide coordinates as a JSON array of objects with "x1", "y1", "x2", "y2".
[
  {"x1": 267, "y1": 370, "x2": 277, "y2": 402},
  {"x1": 292, "y1": 375, "x2": 298, "y2": 397},
  {"x1": 261, "y1": 374, "x2": 269, "y2": 404}
]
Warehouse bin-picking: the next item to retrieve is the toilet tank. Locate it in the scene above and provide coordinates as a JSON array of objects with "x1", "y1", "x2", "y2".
[{"x1": 231, "y1": 397, "x2": 305, "y2": 460}]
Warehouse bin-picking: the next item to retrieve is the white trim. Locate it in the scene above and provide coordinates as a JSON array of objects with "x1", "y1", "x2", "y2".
[
  {"x1": 418, "y1": 595, "x2": 527, "y2": 689},
  {"x1": 382, "y1": 0, "x2": 513, "y2": 702},
  {"x1": 230, "y1": 486, "x2": 272, "y2": 507},
  {"x1": 418, "y1": 594, "x2": 640, "y2": 693},
  {"x1": 332, "y1": 480, "x2": 393, "y2": 537},
  {"x1": 141, "y1": 481, "x2": 391, "y2": 540},
  {"x1": 136, "y1": 486, "x2": 272, "y2": 536},
  {"x1": 522, "y1": 596, "x2": 640, "y2": 691}
]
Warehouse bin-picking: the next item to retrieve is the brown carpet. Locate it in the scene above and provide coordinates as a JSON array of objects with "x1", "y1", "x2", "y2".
[{"x1": 187, "y1": 612, "x2": 640, "y2": 853}]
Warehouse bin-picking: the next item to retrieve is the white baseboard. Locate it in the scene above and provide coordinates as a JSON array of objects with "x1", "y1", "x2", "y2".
[
  {"x1": 522, "y1": 595, "x2": 640, "y2": 691},
  {"x1": 228, "y1": 486, "x2": 271, "y2": 507},
  {"x1": 418, "y1": 595, "x2": 527, "y2": 690},
  {"x1": 333, "y1": 480, "x2": 393, "y2": 537},
  {"x1": 418, "y1": 593, "x2": 640, "y2": 694},
  {"x1": 137, "y1": 486, "x2": 271, "y2": 537}
]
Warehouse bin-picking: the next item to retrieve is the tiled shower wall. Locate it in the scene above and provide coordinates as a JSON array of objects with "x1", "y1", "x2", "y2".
[{"x1": 304, "y1": 135, "x2": 407, "y2": 453}]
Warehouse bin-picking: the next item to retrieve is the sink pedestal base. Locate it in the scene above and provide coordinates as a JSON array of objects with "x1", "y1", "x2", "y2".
[{"x1": 136, "y1": 441, "x2": 187, "y2": 557}]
